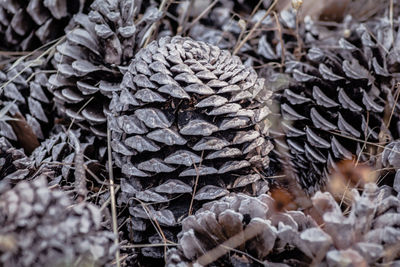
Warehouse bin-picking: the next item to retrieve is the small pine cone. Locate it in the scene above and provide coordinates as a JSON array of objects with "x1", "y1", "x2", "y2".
[
  {"x1": 0, "y1": 0, "x2": 86, "y2": 51},
  {"x1": 109, "y1": 35, "x2": 273, "y2": 248},
  {"x1": 309, "y1": 183, "x2": 400, "y2": 265},
  {"x1": 166, "y1": 192, "x2": 318, "y2": 266},
  {"x1": 0, "y1": 137, "x2": 36, "y2": 181},
  {"x1": 0, "y1": 61, "x2": 53, "y2": 145},
  {"x1": 0, "y1": 176, "x2": 116, "y2": 267},
  {"x1": 30, "y1": 126, "x2": 107, "y2": 198},
  {"x1": 49, "y1": 0, "x2": 162, "y2": 137},
  {"x1": 269, "y1": 18, "x2": 399, "y2": 194}
]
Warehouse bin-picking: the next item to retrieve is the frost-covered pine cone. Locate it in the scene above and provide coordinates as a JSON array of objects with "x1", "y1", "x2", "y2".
[
  {"x1": 49, "y1": 0, "x2": 162, "y2": 137},
  {"x1": 268, "y1": 17, "x2": 400, "y2": 194},
  {"x1": 167, "y1": 183, "x2": 400, "y2": 266},
  {"x1": 309, "y1": 182, "x2": 400, "y2": 266},
  {"x1": 0, "y1": 124, "x2": 107, "y2": 198},
  {"x1": 0, "y1": 176, "x2": 116, "y2": 267},
  {"x1": 0, "y1": 60, "x2": 53, "y2": 145},
  {"x1": 0, "y1": 137, "x2": 36, "y2": 181},
  {"x1": 0, "y1": 0, "x2": 87, "y2": 51},
  {"x1": 166, "y1": 192, "x2": 318, "y2": 266},
  {"x1": 108, "y1": 35, "x2": 273, "y2": 253},
  {"x1": 29, "y1": 126, "x2": 107, "y2": 199}
]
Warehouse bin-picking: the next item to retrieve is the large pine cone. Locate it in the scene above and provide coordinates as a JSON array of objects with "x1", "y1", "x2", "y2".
[
  {"x1": 0, "y1": 176, "x2": 116, "y2": 267},
  {"x1": 0, "y1": 60, "x2": 53, "y2": 145},
  {"x1": 49, "y1": 0, "x2": 162, "y2": 137},
  {"x1": 268, "y1": 17, "x2": 400, "y2": 193},
  {"x1": 0, "y1": 0, "x2": 87, "y2": 51},
  {"x1": 109, "y1": 35, "x2": 273, "y2": 255}
]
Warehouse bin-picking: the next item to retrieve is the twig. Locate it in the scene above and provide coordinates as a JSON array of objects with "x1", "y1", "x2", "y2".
[
  {"x1": 68, "y1": 131, "x2": 87, "y2": 202},
  {"x1": 386, "y1": 82, "x2": 400, "y2": 130},
  {"x1": 66, "y1": 96, "x2": 95, "y2": 133},
  {"x1": 220, "y1": 246, "x2": 265, "y2": 265},
  {"x1": 134, "y1": 198, "x2": 169, "y2": 262},
  {"x1": 325, "y1": 130, "x2": 387, "y2": 150},
  {"x1": 193, "y1": 222, "x2": 264, "y2": 265},
  {"x1": 272, "y1": 11, "x2": 285, "y2": 71},
  {"x1": 142, "y1": 0, "x2": 170, "y2": 48},
  {"x1": 183, "y1": 0, "x2": 219, "y2": 34},
  {"x1": 233, "y1": 0, "x2": 278, "y2": 55},
  {"x1": 177, "y1": 0, "x2": 194, "y2": 35},
  {"x1": 294, "y1": 4, "x2": 303, "y2": 56},
  {"x1": 355, "y1": 111, "x2": 371, "y2": 166},
  {"x1": 107, "y1": 125, "x2": 121, "y2": 267},
  {"x1": 100, "y1": 186, "x2": 121, "y2": 212},
  {"x1": 188, "y1": 151, "x2": 204, "y2": 216},
  {"x1": 121, "y1": 243, "x2": 178, "y2": 249},
  {"x1": 390, "y1": 0, "x2": 394, "y2": 36},
  {"x1": 0, "y1": 36, "x2": 65, "y2": 94},
  {"x1": 250, "y1": 0, "x2": 265, "y2": 17},
  {"x1": 339, "y1": 179, "x2": 352, "y2": 209},
  {"x1": 233, "y1": 0, "x2": 264, "y2": 50}
]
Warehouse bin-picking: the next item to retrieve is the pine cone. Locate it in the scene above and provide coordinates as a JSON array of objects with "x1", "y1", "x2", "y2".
[
  {"x1": 0, "y1": 137, "x2": 36, "y2": 181},
  {"x1": 0, "y1": 176, "x2": 116, "y2": 267},
  {"x1": 0, "y1": 0, "x2": 87, "y2": 51},
  {"x1": 30, "y1": 126, "x2": 107, "y2": 200},
  {"x1": 109, "y1": 35, "x2": 273, "y2": 256},
  {"x1": 166, "y1": 192, "x2": 318, "y2": 266},
  {"x1": 268, "y1": 18, "x2": 400, "y2": 193},
  {"x1": 309, "y1": 183, "x2": 400, "y2": 265},
  {"x1": 167, "y1": 183, "x2": 400, "y2": 266},
  {"x1": 0, "y1": 60, "x2": 53, "y2": 145},
  {"x1": 49, "y1": 0, "x2": 162, "y2": 137}
]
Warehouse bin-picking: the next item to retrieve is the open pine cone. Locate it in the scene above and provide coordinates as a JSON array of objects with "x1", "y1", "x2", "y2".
[
  {"x1": 0, "y1": 176, "x2": 116, "y2": 267},
  {"x1": 268, "y1": 17, "x2": 400, "y2": 194},
  {"x1": 167, "y1": 182, "x2": 400, "y2": 266},
  {"x1": 30, "y1": 126, "x2": 107, "y2": 197},
  {"x1": 49, "y1": 0, "x2": 162, "y2": 137},
  {"x1": 309, "y1": 183, "x2": 400, "y2": 266},
  {"x1": 0, "y1": 0, "x2": 87, "y2": 51},
  {"x1": 0, "y1": 60, "x2": 53, "y2": 145},
  {"x1": 166, "y1": 192, "x2": 318, "y2": 266},
  {"x1": 0, "y1": 137, "x2": 37, "y2": 182}
]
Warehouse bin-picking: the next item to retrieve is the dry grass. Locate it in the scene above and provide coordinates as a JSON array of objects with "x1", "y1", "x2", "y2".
[{"x1": 106, "y1": 126, "x2": 121, "y2": 267}]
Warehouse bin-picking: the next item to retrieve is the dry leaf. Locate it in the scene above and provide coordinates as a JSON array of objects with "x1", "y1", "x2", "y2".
[{"x1": 9, "y1": 112, "x2": 40, "y2": 155}]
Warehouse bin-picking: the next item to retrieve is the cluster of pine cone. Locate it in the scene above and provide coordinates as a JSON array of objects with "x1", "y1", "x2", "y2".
[{"x1": 1, "y1": 0, "x2": 400, "y2": 266}]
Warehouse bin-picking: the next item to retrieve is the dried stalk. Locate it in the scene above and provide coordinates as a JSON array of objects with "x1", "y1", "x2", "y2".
[
  {"x1": 68, "y1": 131, "x2": 87, "y2": 202},
  {"x1": 107, "y1": 126, "x2": 121, "y2": 267},
  {"x1": 233, "y1": 0, "x2": 278, "y2": 55}
]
